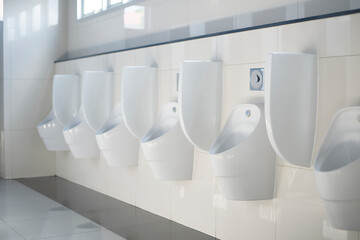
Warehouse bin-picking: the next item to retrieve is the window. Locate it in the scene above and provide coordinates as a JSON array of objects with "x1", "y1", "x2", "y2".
[{"x1": 77, "y1": 0, "x2": 136, "y2": 20}]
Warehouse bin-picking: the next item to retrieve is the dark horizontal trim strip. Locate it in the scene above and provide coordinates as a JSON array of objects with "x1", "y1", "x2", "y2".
[{"x1": 55, "y1": 8, "x2": 360, "y2": 63}]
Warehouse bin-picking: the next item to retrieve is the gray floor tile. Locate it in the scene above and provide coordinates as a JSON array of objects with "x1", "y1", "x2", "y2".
[
  {"x1": 7, "y1": 214, "x2": 102, "y2": 240},
  {"x1": 0, "y1": 223, "x2": 24, "y2": 240}
]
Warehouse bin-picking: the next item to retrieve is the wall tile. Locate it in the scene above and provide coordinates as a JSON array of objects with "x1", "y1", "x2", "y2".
[
  {"x1": 171, "y1": 37, "x2": 217, "y2": 69},
  {"x1": 171, "y1": 152, "x2": 216, "y2": 237},
  {"x1": 67, "y1": 29, "x2": 79, "y2": 53},
  {"x1": 2, "y1": 131, "x2": 13, "y2": 179},
  {"x1": 215, "y1": 189, "x2": 276, "y2": 240},
  {"x1": 158, "y1": 70, "x2": 173, "y2": 109},
  {"x1": 107, "y1": 165, "x2": 137, "y2": 206},
  {"x1": 170, "y1": 69, "x2": 179, "y2": 101},
  {"x1": 76, "y1": 55, "x2": 106, "y2": 76},
  {"x1": 55, "y1": 152, "x2": 109, "y2": 196},
  {"x1": 112, "y1": 50, "x2": 136, "y2": 74},
  {"x1": 134, "y1": 44, "x2": 171, "y2": 70},
  {"x1": 3, "y1": 40, "x2": 12, "y2": 80},
  {"x1": 344, "y1": 56, "x2": 360, "y2": 107},
  {"x1": 313, "y1": 57, "x2": 349, "y2": 160},
  {"x1": 97, "y1": 15, "x2": 125, "y2": 46},
  {"x1": 298, "y1": 0, "x2": 352, "y2": 18},
  {"x1": 4, "y1": 80, "x2": 12, "y2": 130},
  {"x1": 217, "y1": 27, "x2": 277, "y2": 65},
  {"x1": 188, "y1": 0, "x2": 236, "y2": 23},
  {"x1": 135, "y1": 152, "x2": 171, "y2": 219},
  {"x1": 11, "y1": 29, "x2": 65, "y2": 80},
  {"x1": 278, "y1": 14, "x2": 360, "y2": 57},
  {"x1": 11, "y1": 130, "x2": 55, "y2": 178},
  {"x1": 54, "y1": 62, "x2": 66, "y2": 74},
  {"x1": 235, "y1": 0, "x2": 297, "y2": 15},
  {"x1": 11, "y1": 79, "x2": 52, "y2": 130},
  {"x1": 114, "y1": 73, "x2": 122, "y2": 103},
  {"x1": 150, "y1": 0, "x2": 188, "y2": 33},
  {"x1": 221, "y1": 63, "x2": 265, "y2": 127},
  {"x1": 78, "y1": 24, "x2": 100, "y2": 50},
  {"x1": 275, "y1": 166, "x2": 356, "y2": 240}
]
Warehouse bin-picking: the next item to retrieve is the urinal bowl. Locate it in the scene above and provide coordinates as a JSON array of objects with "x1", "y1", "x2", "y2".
[
  {"x1": 314, "y1": 107, "x2": 360, "y2": 231},
  {"x1": 37, "y1": 110, "x2": 69, "y2": 151},
  {"x1": 96, "y1": 103, "x2": 139, "y2": 167},
  {"x1": 209, "y1": 104, "x2": 276, "y2": 200},
  {"x1": 63, "y1": 111, "x2": 100, "y2": 159},
  {"x1": 141, "y1": 102, "x2": 194, "y2": 181}
]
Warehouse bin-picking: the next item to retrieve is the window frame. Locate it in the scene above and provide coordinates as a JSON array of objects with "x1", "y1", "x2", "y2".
[{"x1": 78, "y1": 0, "x2": 143, "y2": 20}]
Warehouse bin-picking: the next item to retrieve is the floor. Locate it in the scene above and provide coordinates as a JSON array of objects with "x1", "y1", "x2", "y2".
[{"x1": 7, "y1": 176, "x2": 217, "y2": 240}]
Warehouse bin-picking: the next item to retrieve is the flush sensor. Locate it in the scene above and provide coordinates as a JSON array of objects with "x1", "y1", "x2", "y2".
[{"x1": 250, "y1": 68, "x2": 264, "y2": 91}]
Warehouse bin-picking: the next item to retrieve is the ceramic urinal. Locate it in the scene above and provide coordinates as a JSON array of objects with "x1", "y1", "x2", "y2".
[
  {"x1": 122, "y1": 66, "x2": 158, "y2": 140},
  {"x1": 37, "y1": 75, "x2": 79, "y2": 151},
  {"x1": 141, "y1": 102, "x2": 194, "y2": 180},
  {"x1": 314, "y1": 107, "x2": 360, "y2": 231},
  {"x1": 96, "y1": 103, "x2": 139, "y2": 167},
  {"x1": 63, "y1": 71, "x2": 114, "y2": 159},
  {"x1": 179, "y1": 61, "x2": 222, "y2": 151},
  {"x1": 265, "y1": 53, "x2": 318, "y2": 167},
  {"x1": 209, "y1": 104, "x2": 276, "y2": 200}
]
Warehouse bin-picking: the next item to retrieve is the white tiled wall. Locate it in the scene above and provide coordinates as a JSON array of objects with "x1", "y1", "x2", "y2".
[
  {"x1": 55, "y1": 13, "x2": 360, "y2": 240},
  {"x1": 1, "y1": 0, "x2": 68, "y2": 178},
  {"x1": 67, "y1": 0, "x2": 360, "y2": 53}
]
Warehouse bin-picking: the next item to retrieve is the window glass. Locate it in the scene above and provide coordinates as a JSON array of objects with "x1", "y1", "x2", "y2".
[
  {"x1": 78, "y1": 0, "x2": 136, "y2": 19},
  {"x1": 110, "y1": 0, "x2": 122, "y2": 5},
  {"x1": 83, "y1": 0, "x2": 102, "y2": 15}
]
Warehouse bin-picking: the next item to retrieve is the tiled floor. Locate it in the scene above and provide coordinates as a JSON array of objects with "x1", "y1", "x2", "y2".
[
  {"x1": 0, "y1": 178, "x2": 124, "y2": 240},
  {"x1": 15, "y1": 176, "x2": 217, "y2": 240}
]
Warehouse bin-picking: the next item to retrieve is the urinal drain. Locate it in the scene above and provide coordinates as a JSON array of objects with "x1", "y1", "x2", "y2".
[{"x1": 246, "y1": 110, "x2": 251, "y2": 118}]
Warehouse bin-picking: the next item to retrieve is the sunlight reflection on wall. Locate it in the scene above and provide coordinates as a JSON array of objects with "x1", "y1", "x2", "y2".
[{"x1": 124, "y1": 5, "x2": 145, "y2": 30}]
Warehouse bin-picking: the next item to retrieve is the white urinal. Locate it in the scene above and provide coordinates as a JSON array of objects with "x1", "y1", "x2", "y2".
[
  {"x1": 314, "y1": 107, "x2": 360, "y2": 231},
  {"x1": 63, "y1": 71, "x2": 114, "y2": 159},
  {"x1": 179, "y1": 61, "x2": 222, "y2": 151},
  {"x1": 265, "y1": 52, "x2": 318, "y2": 167},
  {"x1": 37, "y1": 75, "x2": 79, "y2": 151},
  {"x1": 122, "y1": 66, "x2": 158, "y2": 140},
  {"x1": 209, "y1": 104, "x2": 276, "y2": 200},
  {"x1": 141, "y1": 102, "x2": 194, "y2": 180},
  {"x1": 96, "y1": 103, "x2": 139, "y2": 167}
]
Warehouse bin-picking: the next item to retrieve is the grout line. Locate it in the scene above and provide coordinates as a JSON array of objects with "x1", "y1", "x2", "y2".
[{"x1": 319, "y1": 54, "x2": 360, "y2": 59}]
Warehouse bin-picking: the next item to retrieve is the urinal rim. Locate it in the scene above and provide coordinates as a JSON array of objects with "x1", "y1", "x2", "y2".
[
  {"x1": 141, "y1": 102, "x2": 179, "y2": 144},
  {"x1": 96, "y1": 102, "x2": 124, "y2": 136},
  {"x1": 63, "y1": 107, "x2": 93, "y2": 132},
  {"x1": 209, "y1": 103, "x2": 262, "y2": 155},
  {"x1": 37, "y1": 109, "x2": 56, "y2": 127},
  {"x1": 314, "y1": 106, "x2": 360, "y2": 173}
]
